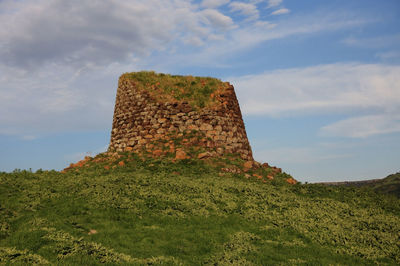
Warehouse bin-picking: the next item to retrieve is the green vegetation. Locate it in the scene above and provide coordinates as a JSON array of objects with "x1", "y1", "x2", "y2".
[
  {"x1": 322, "y1": 172, "x2": 400, "y2": 198},
  {"x1": 121, "y1": 71, "x2": 227, "y2": 109},
  {"x1": 366, "y1": 172, "x2": 400, "y2": 198},
  {"x1": 1, "y1": 155, "x2": 399, "y2": 265}
]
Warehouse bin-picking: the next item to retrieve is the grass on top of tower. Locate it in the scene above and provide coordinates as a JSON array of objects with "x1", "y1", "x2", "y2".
[{"x1": 121, "y1": 71, "x2": 229, "y2": 109}]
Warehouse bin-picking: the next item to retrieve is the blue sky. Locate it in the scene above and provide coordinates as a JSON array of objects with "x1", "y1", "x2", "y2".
[{"x1": 0, "y1": 0, "x2": 399, "y2": 182}]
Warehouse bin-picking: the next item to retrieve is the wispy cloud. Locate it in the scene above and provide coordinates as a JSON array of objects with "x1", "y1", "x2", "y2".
[
  {"x1": 232, "y1": 63, "x2": 400, "y2": 138},
  {"x1": 342, "y1": 34, "x2": 400, "y2": 49},
  {"x1": 0, "y1": 62, "x2": 117, "y2": 137},
  {"x1": 376, "y1": 50, "x2": 400, "y2": 60},
  {"x1": 0, "y1": 0, "x2": 370, "y2": 71},
  {"x1": 271, "y1": 8, "x2": 290, "y2": 15},
  {"x1": 229, "y1": 2, "x2": 259, "y2": 20},
  {"x1": 232, "y1": 63, "x2": 400, "y2": 117},
  {"x1": 21, "y1": 135, "x2": 37, "y2": 141},
  {"x1": 0, "y1": 0, "x2": 239, "y2": 70},
  {"x1": 320, "y1": 114, "x2": 400, "y2": 138},
  {"x1": 201, "y1": 9, "x2": 235, "y2": 30},
  {"x1": 201, "y1": 0, "x2": 230, "y2": 9},
  {"x1": 267, "y1": 0, "x2": 283, "y2": 8},
  {"x1": 163, "y1": 10, "x2": 371, "y2": 67}
]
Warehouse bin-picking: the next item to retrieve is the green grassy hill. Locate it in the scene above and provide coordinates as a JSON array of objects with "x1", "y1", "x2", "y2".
[
  {"x1": 365, "y1": 173, "x2": 400, "y2": 198},
  {"x1": 318, "y1": 172, "x2": 400, "y2": 198},
  {"x1": 1, "y1": 154, "x2": 399, "y2": 265}
]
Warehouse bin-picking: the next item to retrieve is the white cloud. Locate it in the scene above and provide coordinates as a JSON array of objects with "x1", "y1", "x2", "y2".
[
  {"x1": 254, "y1": 20, "x2": 277, "y2": 29},
  {"x1": 0, "y1": 0, "x2": 238, "y2": 70},
  {"x1": 342, "y1": 34, "x2": 400, "y2": 49},
  {"x1": 320, "y1": 114, "x2": 400, "y2": 138},
  {"x1": 201, "y1": 9, "x2": 235, "y2": 30},
  {"x1": 165, "y1": 11, "x2": 370, "y2": 67},
  {"x1": 267, "y1": 0, "x2": 283, "y2": 8},
  {"x1": 0, "y1": 0, "x2": 170, "y2": 68},
  {"x1": 183, "y1": 36, "x2": 205, "y2": 46},
  {"x1": 376, "y1": 51, "x2": 400, "y2": 60},
  {"x1": 201, "y1": 0, "x2": 230, "y2": 8},
  {"x1": 232, "y1": 63, "x2": 400, "y2": 138},
  {"x1": 21, "y1": 135, "x2": 37, "y2": 141},
  {"x1": 0, "y1": 63, "x2": 117, "y2": 137},
  {"x1": 232, "y1": 63, "x2": 400, "y2": 116},
  {"x1": 229, "y1": 2, "x2": 259, "y2": 20},
  {"x1": 0, "y1": 1, "x2": 370, "y2": 71},
  {"x1": 271, "y1": 8, "x2": 290, "y2": 15}
]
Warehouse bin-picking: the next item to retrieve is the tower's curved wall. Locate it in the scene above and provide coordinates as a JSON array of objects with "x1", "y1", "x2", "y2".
[{"x1": 109, "y1": 74, "x2": 253, "y2": 161}]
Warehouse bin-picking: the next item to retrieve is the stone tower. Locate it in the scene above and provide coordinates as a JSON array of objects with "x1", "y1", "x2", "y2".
[{"x1": 109, "y1": 71, "x2": 253, "y2": 161}]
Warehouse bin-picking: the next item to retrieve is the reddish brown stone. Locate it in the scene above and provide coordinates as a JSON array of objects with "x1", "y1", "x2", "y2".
[
  {"x1": 261, "y1": 163, "x2": 270, "y2": 168},
  {"x1": 271, "y1": 166, "x2": 282, "y2": 174},
  {"x1": 252, "y1": 173, "x2": 263, "y2": 179},
  {"x1": 152, "y1": 150, "x2": 163, "y2": 157},
  {"x1": 175, "y1": 149, "x2": 188, "y2": 160},
  {"x1": 138, "y1": 139, "x2": 147, "y2": 145},
  {"x1": 286, "y1": 178, "x2": 298, "y2": 185},
  {"x1": 243, "y1": 161, "x2": 253, "y2": 169},
  {"x1": 88, "y1": 229, "x2": 98, "y2": 235},
  {"x1": 197, "y1": 152, "x2": 210, "y2": 159},
  {"x1": 187, "y1": 124, "x2": 199, "y2": 131}
]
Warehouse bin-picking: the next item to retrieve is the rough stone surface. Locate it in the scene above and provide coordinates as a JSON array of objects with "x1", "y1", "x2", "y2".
[
  {"x1": 197, "y1": 152, "x2": 211, "y2": 159},
  {"x1": 108, "y1": 73, "x2": 253, "y2": 161},
  {"x1": 243, "y1": 161, "x2": 253, "y2": 169},
  {"x1": 175, "y1": 149, "x2": 188, "y2": 160},
  {"x1": 286, "y1": 178, "x2": 298, "y2": 185}
]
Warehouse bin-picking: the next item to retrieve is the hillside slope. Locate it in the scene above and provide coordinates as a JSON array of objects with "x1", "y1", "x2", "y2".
[
  {"x1": 319, "y1": 172, "x2": 400, "y2": 198},
  {"x1": 367, "y1": 173, "x2": 400, "y2": 197},
  {"x1": 1, "y1": 154, "x2": 399, "y2": 265}
]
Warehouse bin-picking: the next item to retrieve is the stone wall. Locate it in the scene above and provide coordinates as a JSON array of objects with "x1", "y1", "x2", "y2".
[{"x1": 109, "y1": 74, "x2": 253, "y2": 161}]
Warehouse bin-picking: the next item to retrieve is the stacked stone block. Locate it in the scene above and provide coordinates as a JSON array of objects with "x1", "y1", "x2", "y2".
[{"x1": 109, "y1": 74, "x2": 253, "y2": 161}]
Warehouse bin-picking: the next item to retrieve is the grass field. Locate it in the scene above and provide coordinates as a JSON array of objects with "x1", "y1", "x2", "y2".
[{"x1": 1, "y1": 153, "x2": 399, "y2": 265}]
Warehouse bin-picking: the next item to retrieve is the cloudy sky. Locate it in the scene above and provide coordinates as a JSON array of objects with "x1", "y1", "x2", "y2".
[{"x1": 0, "y1": 0, "x2": 399, "y2": 182}]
